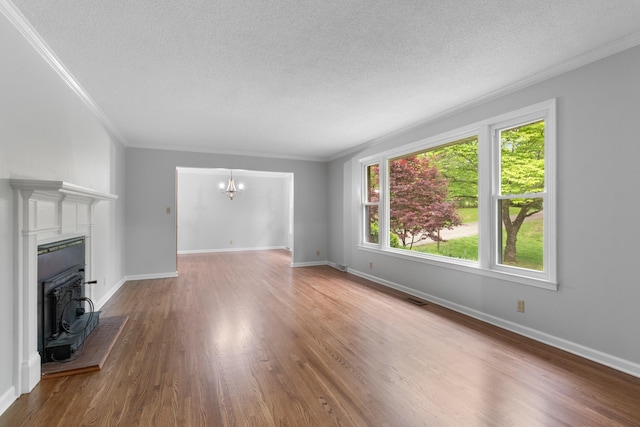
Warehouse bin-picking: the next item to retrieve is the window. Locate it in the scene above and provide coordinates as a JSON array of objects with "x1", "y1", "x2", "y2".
[
  {"x1": 363, "y1": 163, "x2": 380, "y2": 244},
  {"x1": 495, "y1": 120, "x2": 545, "y2": 272},
  {"x1": 359, "y1": 100, "x2": 556, "y2": 289},
  {"x1": 388, "y1": 136, "x2": 478, "y2": 260}
]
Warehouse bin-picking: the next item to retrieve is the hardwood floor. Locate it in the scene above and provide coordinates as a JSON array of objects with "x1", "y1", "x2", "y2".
[{"x1": 2, "y1": 250, "x2": 640, "y2": 426}]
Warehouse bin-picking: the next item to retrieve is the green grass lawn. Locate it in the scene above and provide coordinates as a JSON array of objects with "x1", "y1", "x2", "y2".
[
  {"x1": 500, "y1": 219, "x2": 543, "y2": 271},
  {"x1": 455, "y1": 207, "x2": 522, "y2": 224},
  {"x1": 413, "y1": 234, "x2": 479, "y2": 260},
  {"x1": 408, "y1": 217, "x2": 543, "y2": 270},
  {"x1": 456, "y1": 207, "x2": 478, "y2": 223}
]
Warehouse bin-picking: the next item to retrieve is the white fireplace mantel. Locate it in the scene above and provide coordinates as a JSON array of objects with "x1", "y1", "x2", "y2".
[
  {"x1": 10, "y1": 179, "x2": 117, "y2": 395},
  {"x1": 10, "y1": 179, "x2": 118, "y2": 202}
]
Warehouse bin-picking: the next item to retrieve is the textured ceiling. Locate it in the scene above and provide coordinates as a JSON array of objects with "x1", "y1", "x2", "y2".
[{"x1": 7, "y1": 0, "x2": 640, "y2": 160}]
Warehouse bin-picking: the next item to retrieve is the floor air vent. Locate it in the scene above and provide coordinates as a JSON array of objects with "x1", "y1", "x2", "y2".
[{"x1": 405, "y1": 297, "x2": 427, "y2": 306}]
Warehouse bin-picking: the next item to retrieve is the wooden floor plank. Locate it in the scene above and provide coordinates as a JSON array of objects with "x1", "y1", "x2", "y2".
[{"x1": 2, "y1": 250, "x2": 639, "y2": 426}]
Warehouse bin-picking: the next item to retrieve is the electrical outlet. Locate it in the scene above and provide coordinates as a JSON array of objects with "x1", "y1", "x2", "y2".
[
  {"x1": 316, "y1": 250, "x2": 320, "y2": 256},
  {"x1": 230, "y1": 240, "x2": 233, "y2": 245},
  {"x1": 369, "y1": 262, "x2": 373, "y2": 269},
  {"x1": 517, "y1": 300, "x2": 525, "y2": 313},
  {"x1": 166, "y1": 207, "x2": 171, "y2": 214}
]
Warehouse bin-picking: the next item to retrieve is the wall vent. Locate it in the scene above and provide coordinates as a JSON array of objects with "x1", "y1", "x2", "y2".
[{"x1": 405, "y1": 297, "x2": 427, "y2": 306}]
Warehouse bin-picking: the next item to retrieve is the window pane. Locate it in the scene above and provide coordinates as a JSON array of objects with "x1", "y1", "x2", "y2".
[
  {"x1": 498, "y1": 198, "x2": 544, "y2": 271},
  {"x1": 388, "y1": 137, "x2": 478, "y2": 261},
  {"x1": 500, "y1": 120, "x2": 545, "y2": 195},
  {"x1": 366, "y1": 164, "x2": 379, "y2": 203},
  {"x1": 365, "y1": 205, "x2": 379, "y2": 244}
]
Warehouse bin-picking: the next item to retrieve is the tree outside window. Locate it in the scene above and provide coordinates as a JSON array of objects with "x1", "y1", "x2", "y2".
[
  {"x1": 364, "y1": 163, "x2": 379, "y2": 244},
  {"x1": 498, "y1": 120, "x2": 545, "y2": 271},
  {"x1": 360, "y1": 100, "x2": 556, "y2": 287},
  {"x1": 388, "y1": 137, "x2": 478, "y2": 259}
]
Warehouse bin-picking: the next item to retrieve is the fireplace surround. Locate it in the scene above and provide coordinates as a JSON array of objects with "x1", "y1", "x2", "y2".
[{"x1": 10, "y1": 179, "x2": 117, "y2": 394}]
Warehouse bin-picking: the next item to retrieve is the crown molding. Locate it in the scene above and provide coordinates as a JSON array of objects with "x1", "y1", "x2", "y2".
[
  {"x1": 127, "y1": 141, "x2": 326, "y2": 162},
  {"x1": 0, "y1": 0, "x2": 128, "y2": 146},
  {"x1": 328, "y1": 31, "x2": 640, "y2": 162},
  {"x1": 4, "y1": 0, "x2": 640, "y2": 160}
]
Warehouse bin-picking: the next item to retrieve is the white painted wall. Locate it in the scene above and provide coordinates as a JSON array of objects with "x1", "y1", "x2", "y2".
[
  {"x1": 0, "y1": 13, "x2": 126, "y2": 412},
  {"x1": 177, "y1": 169, "x2": 291, "y2": 253},
  {"x1": 328, "y1": 44, "x2": 640, "y2": 376},
  {"x1": 125, "y1": 148, "x2": 327, "y2": 277}
]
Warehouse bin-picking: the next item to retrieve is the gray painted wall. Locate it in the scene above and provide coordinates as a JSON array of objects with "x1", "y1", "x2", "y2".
[
  {"x1": 125, "y1": 148, "x2": 328, "y2": 276},
  {"x1": 328, "y1": 45, "x2": 640, "y2": 373},
  {"x1": 327, "y1": 159, "x2": 345, "y2": 265},
  {"x1": 177, "y1": 169, "x2": 291, "y2": 253},
  {"x1": 3, "y1": 2, "x2": 640, "y2": 415},
  {"x1": 0, "y1": 14, "x2": 126, "y2": 411}
]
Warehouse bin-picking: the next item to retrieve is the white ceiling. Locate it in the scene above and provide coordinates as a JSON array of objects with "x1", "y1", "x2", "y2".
[{"x1": 6, "y1": 1, "x2": 640, "y2": 161}]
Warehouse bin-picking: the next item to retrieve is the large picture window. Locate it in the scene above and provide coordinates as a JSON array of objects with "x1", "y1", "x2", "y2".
[
  {"x1": 359, "y1": 100, "x2": 556, "y2": 289},
  {"x1": 388, "y1": 136, "x2": 478, "y2": 260}
]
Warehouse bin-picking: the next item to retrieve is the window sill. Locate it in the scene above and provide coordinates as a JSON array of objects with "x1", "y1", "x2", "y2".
[{"x1": 357, "y1": 245, "x2": 558, "y2": 291}]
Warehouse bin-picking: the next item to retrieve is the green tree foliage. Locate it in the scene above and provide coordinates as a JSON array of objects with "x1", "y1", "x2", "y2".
[
  {"x1": 370, "y1": 222, "x2": 401, "y2": 248},
  {"x1": 501, "y1": 122, "x2": 544, "y2": 194},
  {"x1": 364, "y1": 164, "x2": 380, "y2": 243},
  {"x1": 366, "y1": 164, "x2": 380, "y2": 203},
  {"x1": 429, "y1": 138, "x2": 479, "y2": 207},
  {"x1": 389, "y1": 155, "x2": 461, "y2": 249},
  {"x1": 500, "y1": 121, "x2": 545, "y2": 265}
]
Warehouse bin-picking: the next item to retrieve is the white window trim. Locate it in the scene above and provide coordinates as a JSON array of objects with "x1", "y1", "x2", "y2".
[{"x1": 358, "y1": 99, "x2": 557, "y2": 290}]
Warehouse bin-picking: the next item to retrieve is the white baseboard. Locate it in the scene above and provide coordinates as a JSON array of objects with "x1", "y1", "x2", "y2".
[
  {"x1": 291, "y1": 261, "x2": 329, "y2": 267},
  {"x1": 22, "y1": 352, "x2": 41, "y2": 394},
  {"x1": 94, "y1": 277, "x2": 127, "y2": 311},
  {"x1": 124, "y1": 271, "x2": 178, "y2": 281},
  {"x1": 349, "y1": 268, "x2": 640, "y2": 379},
  {"x1": 178, "y1": 246, "x2": 287, "y2": 255},
  {"x1": 0, "y1": 386, "x2": 16, "y2": 418}
]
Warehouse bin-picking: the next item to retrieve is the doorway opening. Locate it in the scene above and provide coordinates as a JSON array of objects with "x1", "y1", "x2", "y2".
[{"x1": 175, "y1": 168, "x2": 294, "y2": 262}]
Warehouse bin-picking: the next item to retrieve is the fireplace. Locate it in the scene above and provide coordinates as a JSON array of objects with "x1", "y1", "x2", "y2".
[
  {"x1": 37, "y1": 237, "x2": 100, "y2": 362},
  {"x1": 10, "y1": 179, "x2": 117, "y2": 394}
]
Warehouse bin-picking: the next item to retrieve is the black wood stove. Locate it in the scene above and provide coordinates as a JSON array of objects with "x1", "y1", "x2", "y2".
[{"x1": 37, "y1": 237, "x2": 100, "y2": 362}]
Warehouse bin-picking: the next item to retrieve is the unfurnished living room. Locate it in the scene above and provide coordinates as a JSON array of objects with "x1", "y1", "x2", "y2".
[{"x1": 2, "y1": 1, "x2": 640, "y2": 426}]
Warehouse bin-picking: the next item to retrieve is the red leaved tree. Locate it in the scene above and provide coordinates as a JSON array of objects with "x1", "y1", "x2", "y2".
[{"x1": 389, "y1": 155, "x2": 461, "y2": 249}]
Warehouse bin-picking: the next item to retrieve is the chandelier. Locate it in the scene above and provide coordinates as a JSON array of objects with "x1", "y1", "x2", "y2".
[{"x1": 219, "y1": 170, "x2": 243, "y2": 200}]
